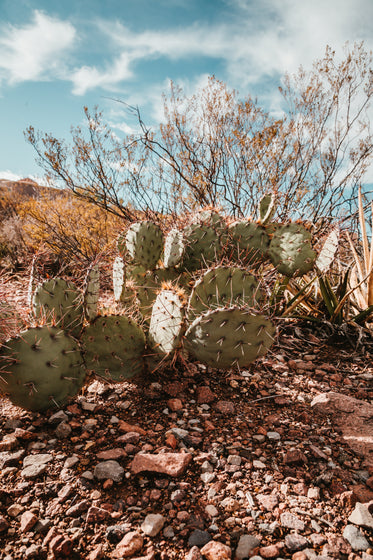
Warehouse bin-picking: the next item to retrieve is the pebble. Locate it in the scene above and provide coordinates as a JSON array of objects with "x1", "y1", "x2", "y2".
[
  {"x1": 343, "y1": 524, "x2": 371, "y2": 551},
  {"x1": 93, "y1": 460, "x2": 124, "y2": 482},
  {"x1": 205, "y1": 504, "x2": 219, "y2": 518},
  {"x1": 348, "y1": 502, "x2": 373, "y2": 528},
  {"x1": 188, "y1": 529, "x2": 212, "y2": 547},
  {"x1": 55, "y1": 422, "x2": 72, "y2": 438},
  {"x1": 280, "y1": 512, "x2": 305, "y2": 531},
  {"x1": 0, "y1": 514, "x2": 9, "y2": 532},
  {"x1": 285, "y1": 534, "x2": 309, "y2": 552},
  {"x1": 112, "y1": 531, "x2": 143, "y2": 559},
  {"x1": 200, "y1": 540, "x2": 232, "y2": 559},
  {"x1": 20, "y1": 511, "x2": 38, "y2": 532},
  {"x1": 130, "y1": 452, "x2": 192, "y2": 476},
  {"x1": 235, "y1": 535, "x2": 261, "y2": 559},
  {"x1": 141, "y1": 514, "x2": 165, "y2": 536},
  {"x1": 186, "y1": 546, "x2": 203, "y2": 560}
]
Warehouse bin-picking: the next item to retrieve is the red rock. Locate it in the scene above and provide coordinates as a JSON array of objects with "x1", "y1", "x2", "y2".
[
  {"x1": 49, "y1": 534, "x2": 74, "y2": 558},
  {"x1": 167, "y1": 398, "x2": 183, "y2": 411},
  {"x1": 0, "y1": 434, "x2": 18, "y2": 451},
  {"x1": 0, "y1": 514, "x2": 9, "y2": 532},
  {"x1": 96, "y1": 448, "x2": 126, "y2": 460},
  {"x1": 20, "y1": 510, "x2": 38, "y2": 532},
  {"x1": 200, "y1": 540, "x2": 231, "y2": 559},
  {"x1": 164, "y1": 381, "x2": 185, "y2": 397},
  {"x1": 259, "y1": 544, "x2": 283, "y2": 558},
  {"x1": 284, "y1": 449, "x2": 308, "y2": 465},
  {"x1": 257, "y1": 493, "x2": 279, "y2": 511},
  {"x1": 118, "y1": 421, "x2": 146, "y2": 435},
  {"x1": 87, "y1": 544, "x2": 104, "y2": 560},
  {"x1": 131, "y1": 452, "x2": 192, "y2": 476},
  {"x1": 214, "y1": 401, "x2": 235, "y2": 414},
  {"x1": 196, "y1": 386, "x2": 216, "y2": 404},
  {"x1": 311, "y1": 392, "x2": 373, "y2": 466},
  {"x1": 165, "y1": 433, "x2": 178, "y2": 449},
  {"x1": 85, "y1": 506, "x2": 110, "y2": 524},
  {"x1": 112, "y1": 531, "x2": 143, "y2": 558},
  {"x1": 351, "y1": 484, "x2": 373, "y2": 503},
  {"x1": 116, "y1": 432, "x2": 140, "y2": 444}
]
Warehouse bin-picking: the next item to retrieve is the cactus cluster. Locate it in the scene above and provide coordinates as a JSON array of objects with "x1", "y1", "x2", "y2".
[{"x1": 1, "y1": 197, "x2": 325, "y2": 412}]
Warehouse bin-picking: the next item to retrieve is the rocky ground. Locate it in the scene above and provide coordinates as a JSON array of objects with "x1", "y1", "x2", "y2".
[{"x1": 1, "y1": 276, "x2": 373, "y2": 559}]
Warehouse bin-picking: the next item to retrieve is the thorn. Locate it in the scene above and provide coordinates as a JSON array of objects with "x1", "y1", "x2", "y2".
[{"x1": 217, "y1": 337, "x2": 225, "y2": 346}]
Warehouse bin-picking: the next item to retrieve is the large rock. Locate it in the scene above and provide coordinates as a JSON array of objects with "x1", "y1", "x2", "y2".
[
  {"x1": 130, "y1": 452, "x2": 192, "y2": 476},
  {"x1": 311, "y1": 392, "x2": 373, "y2": 468}
]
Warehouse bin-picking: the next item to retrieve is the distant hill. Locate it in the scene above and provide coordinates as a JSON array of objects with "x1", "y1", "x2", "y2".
[{"x1": 0, "y1": 178, "x2": 62, "y2": 198}]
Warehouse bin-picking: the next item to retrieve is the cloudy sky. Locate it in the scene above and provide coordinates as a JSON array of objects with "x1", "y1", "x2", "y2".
[{"x1": 0, "y1": 0, "x2": 372, "y2": 181}]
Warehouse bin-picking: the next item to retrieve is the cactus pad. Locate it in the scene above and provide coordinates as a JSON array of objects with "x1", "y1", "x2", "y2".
[
  {"x1": 32, "y1": 278, "x2": 84, "y2": 334},
  {"x1": 126, "y1": 221, "x2": 164, "y2": 269},
  {"x1": 259, "y1": 193, "x2": 276, "y2": 225},
  {"x1": 84, "y1": 263, "x2": 100, "y2": 320},
  {"x1": 182, "y1": 224, "x2": 223, "y2": 270},
  {"x1": 149, "y1": 288, "x2": 186, "y2": 354},
  {"x1": 268, "y1": 223, "x2": 316, "y2": 277},
  {"x1": 113, "y1": 256, "x2": 126, "y2": 302},
  {"x1": 185, "y1": 307, "x2": 275, "y2": 369},
  {"x1": 81, "y1": 315, "x2": 145, "y2": 381},
  {"x1": 188, "y1": 266, "x2": 262, "y2": 319},
  {"x1": 164, "y1": 228, "x2": 184, "y2": 268},
  {"x1": 228, "y1": 221, "x2": 270, "y2": 264},
  {"x1": 0, "y1": 326, "x2": 85, "y2": 411}
]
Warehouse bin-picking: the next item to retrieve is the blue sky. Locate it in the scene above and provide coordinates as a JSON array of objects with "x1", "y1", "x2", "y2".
[{"x1": 0, "y1": 0, "x2": 372, "y2": 182}]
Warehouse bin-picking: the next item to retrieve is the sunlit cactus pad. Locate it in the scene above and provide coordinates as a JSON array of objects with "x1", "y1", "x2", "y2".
[
  {"x1": 149, "y1": 288, "x2": 186, "y2": 354},
  {"x1": 164, "y1": 228, "x2": 185, "y2": 268},
  {"x1": 185, "y1": 306, "x2": 275, "y2": 369},
  {"x1": 268, "y1": 223, "x2": 316, "y2": 277},
  {"x1": 0, "y1": 326, "x2": 85, "y2": 412},
  {"x1": 113, "y1": 256, "x2": 126, "y2": 302},
  {"x1": 188, "y1": 266, "x2": 262, "y2": 318},
  {"x1": 32, "y1": 278, "x2": 84, "y2": 333},
  {"x1": 125, "y1": 221, "x2": 164, "y2": 270},
  {"x1": 228, "y1": 221, "x2": 270, "y2": 263},
  {"x1": 182, "y1": 224, "x2": 223, "y2": 270},
  {"x1": 81, "y1": 315, "x2": 145, "y2": 382}
]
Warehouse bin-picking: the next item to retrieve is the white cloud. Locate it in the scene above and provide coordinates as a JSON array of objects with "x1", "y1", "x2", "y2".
[{"x1": 0, "y1": 10, "x2": 76, "y2": 86}]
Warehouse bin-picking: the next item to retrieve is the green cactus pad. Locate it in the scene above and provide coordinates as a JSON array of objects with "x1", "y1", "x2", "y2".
[
  {"x1": 149, "y1": 289, "x2": 186, "y2": 354},
  {"x1": 182, "y1": 224, "x2": 224, "y2": 270},
  {"x1": 81, "y1": 315, "x2": 145, "y2": 382},
  {"x1": 268, "y1": 223, "x2": 316, "y2": 277},
  {"x1": 188, "y1": 266, "x2": 262, "y2": 319},
  {"x1": 113, "y1": 256, "x2": 126, "y2": 302},
  {"x1": 126, "y1": 221, "x2": 164, "y2": 270},
  {"x1": 259, "y1": 193, "x2": 277, "y2": 225},
  {"x1": 191, "y1": 208, "x2": 226, "y2": 230},
  {"x1": 164, "y1": 228, "x2": 185, "y2": 268},
  {"x1": 117, "y1": 231, "x2": 127, "y2": 258},
  {"x1": 0, "y1": 327, "x2": 85, "y2": 411},
  {"x1": 32, "y1": 278, "x2": 84, "y2": 334},
  {"x1": 185, "y1": 306, "x2": 275, "y2": 369},
  {"x1": 84, "y1": 263, "x2": 100, "y2": 321},
  {"x1": 228, "y1": 221, "x2": 270, "y2": 264}
]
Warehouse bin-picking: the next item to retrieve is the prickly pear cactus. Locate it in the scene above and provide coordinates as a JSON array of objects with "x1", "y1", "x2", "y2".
[
  {"x1": 316, "y1": 228, "x2": 340, "y2": 273},
  {"x1": 182, "y1": 224, "x2": 223, "y2": 270},
  {"x1": 188, "y1": 266, "x2": 262, "y2": 319},
  {"x1": 32, "y1": 278, "x2": 84, "y2": 334},
  {"x1": 185, "y1": 306, "x2": 276, "y2": 369},
  {"x1": 81, "y1": 315, "x2": 145, "y2": 382},
  {"x1": 164, "y1": 228, "x2": 184, "y2": 268},
  {"x1": 191, "y1": 208, "x2": 226, "y2": 231},
  {"x1": 0, "y1": 326, "x2": 85, "y2": 411},
  {"x1": 268, "y1": 223, "x2": 316, "y2": 277},
  {"x1": 84, "y1": 263, "x2": 100, "y2": 320},
  {"x1": 228, "y1": 221, "x2": 270, "y2": 264},
  {"x1": 148, "y1": 288, "x2": 186, "y2": 355},
  {"x1": 259, "y1": 193, "x2": 276, "y2": 225},
  {"x1": 113, "y1": 256, "x2": 127, "y2": 302},
  {"x1": 126, "y1": 221, "x2": 164, "y2": 270}
]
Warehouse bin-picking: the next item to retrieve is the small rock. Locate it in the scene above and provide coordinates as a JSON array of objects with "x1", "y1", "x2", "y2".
[
  {"x1": 214, "y1": 401, "x2": 235, "y2": 414},
  {"x1": 200, "y1": 540, "x2": 231, "y2": 559},
  {"x1": 205, "y1": 504, "x2": 219, "y2": 518},
  {"x1": 112, "y1": 531, "x2": 143, "y2": 558},
  {"x1": 64, "y1": 455, "x2": 79, "y2": 468},
  {"x1": 96, "y1": 448, "x2": 126, "y2": 460},
  {"x1": 196, "y1": 386, "x2": 216, "y2": 404},
  {"x1": 343, "y1": 524, "x2": 370, "y2": 551},
  {"x1": 49, "y1": 411, "x2": 68, "y2": 424},
  {"x1": 235, "y1": 535, "x2": 260, "y2": 559},
  {"x1": 188, "y1": 529, "x2": 212, "y2": 548},
  {"x1": 141, "y1": 514, "x2": 165, "y2": 536},
  {"x1": 20, "y1": 511, "x2": 38, "y2": 532},
  {"x1": 49, "y1": 534, "x2": 74, "y2": 558},
  {"x1": 7, "y1": 503, "x2": 24, "y2": 517},
  {"x1": 131, "y1": 452, "x2": 192, "y2": 477},
  {"x1": 284, "y1": 449, "x2": 308, "y2": 465},
  {"x1": 0, "y1": 514, "x2": 9, "y2": 532},
  {"x1": 221, "y1": 497, "x2": 240, "y2": 512},
  {"x1": 257, "y1": 494, "x2": 279, "y2": 511},
  {"x1": 167, "y1": 398, "x2": 183, "y2": 411},
  {"x1": 94, "y1": 460, "x2": 124, "y2": 482},
  {"x1": 185, "y1": 545, "x2": 203, "y2": 559},
  {"x1": 259, "y1": 544, "x2": 282, "y2": 558},
  {"x1": 348, "y1": 502, "x2": 373, "y2": 528},
  {"x1": 284, "y1": 534, "x2": 309, "y2": 552},
  {"x1": 85, "y1": 506, "x2": 110, "y2": 524},
  {"x1": 280, "y1": 512, "x2": 305, "y2": 531}
]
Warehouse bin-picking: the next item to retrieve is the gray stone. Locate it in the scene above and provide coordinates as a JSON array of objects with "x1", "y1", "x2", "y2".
[
  {"x1": 23, "y1": 454, "x2": 53, "y2": 468},
  {"x1": 188, "y1": 529, "x2": 212, "y2": 548},
  {"x1": 235, "y1": 535, "x2": 261, "y2": 559},
  {"x1": 348, "y1": 502, "x2": 373, "y2": 528},
  {"x1": 141, "y1": 513, "x2": 165, "y2": 536},
  {"x1": 93, "y1": 460, "x2": 124, "y2": 482},
  {"x1": 285, "y1": 534, "x2": 309, "y2": 552},
  {"x1": 280, "y1": 512, "x2": 305, "y2": 531},
  {"x1": 55, "y1": 422, "x2": 72, "y2": 439},
  {"x1": 48, "y1": 411, "x2": 68, "y2": 424},
  {"x1": 343, "y1": 524, "x2": 370, "y2": 551}
]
